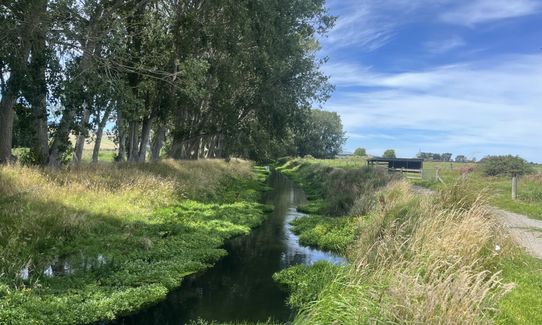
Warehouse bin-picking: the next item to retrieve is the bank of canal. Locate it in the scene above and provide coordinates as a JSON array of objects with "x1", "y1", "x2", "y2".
[{"x1": 114, "y1": 172, "x2": 344, "y2": 324}]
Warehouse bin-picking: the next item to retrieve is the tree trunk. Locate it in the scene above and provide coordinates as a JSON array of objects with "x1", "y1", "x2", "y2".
[
  {"x1": 138, "y1": 115, "x2": 153, "y2": 162},
  {"x1": 0, "y1": 89, "x2": 17, "y2": 164},
  {"x1": 127, "y1": 121, "x2": 139, "y2": 162},
  {"x1": 92, "y1": 106, "x2": 112, "y2": 163},
  {"x1": 28, "y1": 27, "x2": 49, "y2": 165},
  {"x1": 73, "y1": 105, "x2": 90, "y2": 165},
  {"x1": 116, "y1": 109, "x2": 127, "y2": 162},
  {"x1": 0, "y1": 1, "x2": 34, "y2": 164},
  {"x1": 151, "y1": 124, "x2": 166, "y2": 161},
  {"x1": 48, "y1": 108, "x2": 75, "y2": 167}
]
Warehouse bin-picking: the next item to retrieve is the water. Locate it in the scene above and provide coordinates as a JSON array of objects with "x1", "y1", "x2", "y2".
[
  {"x1": 19, "y1": 254, "x2": 108, "y2": 281},
  {"x1": 115, "y1": 172, "x2": 345, "y2": 324}
]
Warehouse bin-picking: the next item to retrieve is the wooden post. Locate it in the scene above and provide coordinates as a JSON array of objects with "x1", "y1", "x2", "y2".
[{"x1": 512, "y1": 174, "x2": 518, "y2": 200}]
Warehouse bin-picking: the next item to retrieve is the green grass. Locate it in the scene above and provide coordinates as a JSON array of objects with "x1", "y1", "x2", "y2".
[
  {"x1": 275, "y1": 158, "x2": 542, "y2": 324},
  {"x1": 497, "y1": 251, "x2": 542, "y2": 324},
  {"x1": 290, "y1": 216, "x2": 358, "y2": 254},
  {"x1": 0, "y1": 160, "x2": 269, "y2": 324},
  {"x1": 273, "y1": 261, "x2": 343, "y2": 310},
  {"x1": 414, "y1": 161, "x2": 542, "y2": 220}
]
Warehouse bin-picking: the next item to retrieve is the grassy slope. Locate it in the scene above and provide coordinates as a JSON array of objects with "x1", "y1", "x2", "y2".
[
  {"x1": 417, "y1": 161, "x2": 542, "y2": 220},
  {"x1": 276, "y1": 158, "x2": 388, "y2": 254},
  {"x1": 275, "y1": 158, "x2": 542, "y2": 324},
  {"x1": 0, "y1": 160, "x2": 269, "y2": 325}
]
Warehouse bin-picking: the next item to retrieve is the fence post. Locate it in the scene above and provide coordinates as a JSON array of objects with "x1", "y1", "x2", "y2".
[{"x1": 512, "y1": 173, "x2": 518, "y2": 200}]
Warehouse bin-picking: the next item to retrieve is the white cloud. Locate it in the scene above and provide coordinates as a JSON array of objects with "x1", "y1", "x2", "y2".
[
  {"x1": 424, "y1": 35, "x2": 466, "y2": 54},
  {"x1": 324, "y1": 1, "x2": 394, "y2": 51},
  {"x1": 441, "y1": 0, "x2": 541, "y2": 26},
  {"x1": 323, "y1": 0, "x2": 541, "y2": 53},
  {"x1": 325, "y1": 55, "x2": 542, "y2": 161}
]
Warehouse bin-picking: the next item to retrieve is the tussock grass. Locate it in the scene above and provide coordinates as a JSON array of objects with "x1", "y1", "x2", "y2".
[{"x1": 289, "y1": 181, "x2": 517, "y2": 324}]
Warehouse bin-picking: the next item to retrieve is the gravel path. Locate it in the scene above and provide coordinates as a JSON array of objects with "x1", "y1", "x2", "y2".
[{"x1": 493, "y1": 209, "x2": 542, "y2": 259}]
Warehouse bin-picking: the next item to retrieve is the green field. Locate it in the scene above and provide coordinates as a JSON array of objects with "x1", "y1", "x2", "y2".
[{"x1": 417, "y1": 161, "x2": 542, "y2": 220}]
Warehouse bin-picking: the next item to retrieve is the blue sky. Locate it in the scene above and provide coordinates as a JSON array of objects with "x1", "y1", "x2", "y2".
[{"x1": 320, "y1": 0, "x2": 542, "y2": 162}]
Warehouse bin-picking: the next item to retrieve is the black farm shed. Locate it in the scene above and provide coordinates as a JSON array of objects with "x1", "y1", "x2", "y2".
[{"x1": 367, "y1": 157, "x2": 424, "y2": 172}]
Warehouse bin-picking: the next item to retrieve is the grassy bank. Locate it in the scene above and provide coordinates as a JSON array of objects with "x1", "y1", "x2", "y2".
[
  {"x1": 275, "y1": 159, "x2": 542, "y2": 324},
  {"x1": 276, "y1": 158, "x2": 392, "y2": 254},
  {"x1": 0, "y1": 160, "x2": 268, "y2": 324},
  {"x1": 416, "y1": 161, "x2": 542, "y2": 220}
]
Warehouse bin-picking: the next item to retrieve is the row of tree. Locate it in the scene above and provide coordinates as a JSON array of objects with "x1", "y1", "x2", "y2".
[
  {"x1": 416, "y1": 152, "x2": 475, "y2": 162},
  {"x1": 1, "y1": 0, "x2": 343, "y2": 166}
]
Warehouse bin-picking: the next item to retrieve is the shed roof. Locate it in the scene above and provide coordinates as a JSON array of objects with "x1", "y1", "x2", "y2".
[{"x1": 367, "y1": 157, "x2": 424, "y2": 163}]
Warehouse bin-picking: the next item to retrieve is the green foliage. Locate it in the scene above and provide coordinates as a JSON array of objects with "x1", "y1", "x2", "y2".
[
  {"x1": 290, "y1": 216, "x2": 358, "y2": 253},
  {"x1": 441, "y1": 152, "x2": 453, "y2": 162},
  {"x1": 0, "y1": 160, "x2": 267, "y2": 324},
  {"x1": 294, "y1": 109, "x2": 346, "y2": 159},
  {"x1": 273, "y1": 262, "x2": 343, "y2": 309},
  {"x1": 455, "y1": 155, "x2": 468, "y2": 163},
  {"x1": 279, "y1": 159, "x2": 392, "y2": 216},
  {"x1": 12, "y1": 104, "x2": 33, "y2": 148},
  {"x1": 383, "y1": 149, "x2": 396, "y2": 158},
  {"x1": 481, "y1": 155, "x2": 534, "y2": 176},
  {"x1": 353, "y1": 147, "x2": 366, "y2": 157}
]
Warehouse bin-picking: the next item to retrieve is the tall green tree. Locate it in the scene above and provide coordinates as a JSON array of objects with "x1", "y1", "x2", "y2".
[
  {"x1": 295, "y1": 109, "x2": 345, "y2": 159},
  {"x1": 383, "y1": 149, "x2": 396, "y2": 159}
]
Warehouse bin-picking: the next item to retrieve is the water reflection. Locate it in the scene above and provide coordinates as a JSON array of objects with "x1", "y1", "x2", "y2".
[
  {"x1": 18, "y1": 255, "x2": 108, "y2": 281},
  {"x1": 114, "y1": 172, "x2": 345, "y2": 325}
]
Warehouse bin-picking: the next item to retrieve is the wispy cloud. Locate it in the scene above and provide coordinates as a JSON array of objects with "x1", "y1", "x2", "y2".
[
  {"x1": 324, "y1": 1, "x2": 395, "y2": 52},
  {"x1": 424, "y1": 35, "x2": 466, "y2": 54},
  {"x1": 325, "y1": 55, "x2": 542, "y2": 161},
  {"x1": 440, "y1": 0, "x2": 542, "y2": 26},
  {"x1": 324, "y1": 0, "x2": 541, "y2": 53}
]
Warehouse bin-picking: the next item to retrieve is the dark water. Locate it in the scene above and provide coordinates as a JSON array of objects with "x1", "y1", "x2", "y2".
[{"x1": 115, "y1": 172, "x2": 344, "y2": 325}]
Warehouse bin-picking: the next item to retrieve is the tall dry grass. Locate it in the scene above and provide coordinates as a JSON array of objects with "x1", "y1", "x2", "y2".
[{"x1": 296, "y1": 180, "x2": 516, "y2": 324}]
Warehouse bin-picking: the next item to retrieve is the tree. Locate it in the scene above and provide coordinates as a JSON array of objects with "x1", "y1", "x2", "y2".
[
  {"x1": 480, "y1": 155, "x2": 533, "y2": 176},
  {"x1": 353, "y1": 148, "x2": 367, "y2": 157},
  {"x1": 2, "y1": 0, "x2": 335, "y2": 165},
  {"x1": 383, "y1": 149, "x2": 396, "y2": 159},
  {"x1": 455, "y1": 155, "x2": 467, "y2": 163},
  {"x1": 295, "y1": 109, "x2": 345, "y2": 159},
  {"x1": 441, "y1": 153, "x2": 453, "y2": 162}
]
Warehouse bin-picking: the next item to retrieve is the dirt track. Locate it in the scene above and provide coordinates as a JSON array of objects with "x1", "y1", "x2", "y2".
[{"x1": 493, "y1": 208, "x2": 542, "y2": 259}]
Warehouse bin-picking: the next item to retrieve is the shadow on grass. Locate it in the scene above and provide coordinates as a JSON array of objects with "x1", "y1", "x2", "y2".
[{"x1": 0, "y1": 166, "x2": 265, "y2": 325}]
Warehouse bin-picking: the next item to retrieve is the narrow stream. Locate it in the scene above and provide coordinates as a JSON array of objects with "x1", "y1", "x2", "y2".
[{"x1": 115, "y1": 172, "x2": 345, "y2": 324}]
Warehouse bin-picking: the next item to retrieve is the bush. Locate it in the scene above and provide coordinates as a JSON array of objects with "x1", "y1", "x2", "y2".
[{"x1": 480, "y1": 155, "x2": 534, "y2": 177}]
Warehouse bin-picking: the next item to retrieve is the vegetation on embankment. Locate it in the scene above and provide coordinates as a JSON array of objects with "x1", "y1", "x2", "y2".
[
  {"x1": 275, "y1": 159, "x2": 542, "y2": 324},
  {"x1": 276, "y1": 158, "x2": 392, "y2": 254},
  {"x1": 416, "y1": 160, "x2": 542, "y2": 220},
  {"x1": 293, "y1": 156, "x2": 542, "y2": 220},
  {"x1": 0, "y1": 160, "x2": 269, "y2": 324}
]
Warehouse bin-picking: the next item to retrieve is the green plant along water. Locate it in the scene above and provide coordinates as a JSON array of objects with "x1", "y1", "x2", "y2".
[{"x1": 113, "y1": 172, "x2": 345, "y2": 324}]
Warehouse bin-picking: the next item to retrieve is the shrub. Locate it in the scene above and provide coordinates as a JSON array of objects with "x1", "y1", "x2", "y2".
[{"x1": 480, "y1": 155, "x2": 534, "y2": 177}]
